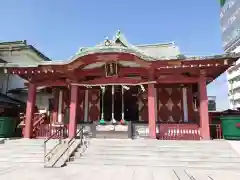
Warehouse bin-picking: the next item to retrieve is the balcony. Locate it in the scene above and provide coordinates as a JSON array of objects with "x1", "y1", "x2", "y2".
[
  {"x1": 228, "y1": 69, "x2": 240, "y2": 81},
  {"x1": 230, "y1": 80, "x2": 240, "y2": 90},
  {"x1": 229, "y1": 92, "x2": 240, "y2": 100}
]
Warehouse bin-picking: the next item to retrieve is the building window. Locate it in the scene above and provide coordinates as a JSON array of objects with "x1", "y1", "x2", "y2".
[
  {"x1": 228, "y1": 15, "x2": 236, "y2": 25},
  {"x1": 222, "y1": 8, "x2": 240, "y2": 33},
  {"x1": 223, "y1": 28, "x2": 240, "y2": 47},
  {"x1": 208, "y1": 100, "x2": 216, "y2": 111},
  {"x1": 220, "y1": 0, "x2": 236, "y2": 19}
]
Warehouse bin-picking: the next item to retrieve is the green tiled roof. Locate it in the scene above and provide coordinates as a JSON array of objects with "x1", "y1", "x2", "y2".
[{"x1": 73, "y1": 30, "x2": 180, "y2": 61}]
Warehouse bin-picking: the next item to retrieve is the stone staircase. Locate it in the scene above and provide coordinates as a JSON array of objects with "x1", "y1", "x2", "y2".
[
  {"x1": 69, "y1": 139, "x2": 240, "y2": 170},
  {"x1": 0, "y1": 139, "x2": 59, "y2": 165}
]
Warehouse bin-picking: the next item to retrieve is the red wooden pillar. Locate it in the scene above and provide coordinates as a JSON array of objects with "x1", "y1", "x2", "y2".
[
  {"x1": 68, "y1": 85, "x2": 79, "y2": 138},
  {"x1": 52, "y1": 89, "x2": 59, "y2": 123},
  {"x1": 24, "y1": 83, "x2": 36, "y2": 138},
  {"x1": 198, "y1": 71, "x2": 210, "y2": 140},
  {"x1": 148, "y1": 83, "x2": 156, "y2": 138}
]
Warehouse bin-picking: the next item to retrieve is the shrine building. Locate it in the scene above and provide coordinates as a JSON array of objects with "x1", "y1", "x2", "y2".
[{"x1": 3, "y1": 31, "x2": 240, "y2": 140}]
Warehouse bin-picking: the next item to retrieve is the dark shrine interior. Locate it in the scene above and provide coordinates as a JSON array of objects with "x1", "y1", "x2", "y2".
[{"x1": 100, "y1": 85, "x2": 139, "y2": 122}]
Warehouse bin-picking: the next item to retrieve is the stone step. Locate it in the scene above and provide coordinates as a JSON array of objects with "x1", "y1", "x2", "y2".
[
  {"x1": 79, "y1": 155, "x2": 240, "y2": 163},
  {"x1": 91, "y1": 139, "x2": 228, "y2": 146},
  {"x1": 0, "y1": 153, "x2": 44, "y2": 158},
  {"x1": 87, "y1": 147, "x2": 232, "y2": 152},
  {"x1": 80, "y1": 151, "x2": 240, "y2": 158},
  {"x1": 90, "y1": 140, "x2": 230, "y2": 144},
  {"x1": 0, "y1": 164, "x2": 23, "y2": 175},
  {"x1": 70, "y1": 139, "x2": 240, "y2": 171},
  {"x1": 0, "y1": 158, "x2": 43, "y2": 163},
  {"x1": 70, "y1": 158, "x2": 240, "y2": 170},
  {"x1": 4, "y1": 140, "x2": 60, "y2": 145},
  {"x1": 0, "y1": 148, "x2": 53, "y2": 153},
  {"x1": 1, "y1": 144, "x2": 55, "y2": 148},
  {"x1": 0, "y1": 150, "x2": 44, "y2": 154},
  {"x1": 86, "y1": 147, "x2": 237, "y2": 154},
  {"x1": 0, "y1": 150, "x2": 43, "y2": 154},
  {"x1": 0, "y1": 144, "x2": 58, "y2": 148},
  {"x1": 0, "y1": 140, "x2": 62, "y2": 165},
  {"x1": 0, "y1": 138, "x2": 69, "y2": 166},
  {"x1": 88, "y1": 140, "x2": 231, "y2": 146},
  {"x1": 2, "y1": 143, "x2": 58, "y2": 147}
]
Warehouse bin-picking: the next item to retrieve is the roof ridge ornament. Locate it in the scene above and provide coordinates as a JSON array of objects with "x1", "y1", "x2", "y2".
[
  {"x1": 116, "y1": 30, "x2": 121, "y2": 38},
  {"x1": 104, "y1": 37, "x2": 111, "y2": 46}
]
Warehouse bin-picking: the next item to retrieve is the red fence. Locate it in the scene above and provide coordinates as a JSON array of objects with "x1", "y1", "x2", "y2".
[
  {"x1": 132, "y1": 122, "x2": 223, "y2": 140},
  {"x1": 19, "y1": 112, "x2": 69, "y2": 138},
  {"x1": 157, "y1": 124, "x2": 200, "y2": 140},
  {"x1": 35, "y1": 124, "x2": 69, "y2": 138},
  {"x1": 28, "y1": 122, "x2": 223, "y2": 140}
]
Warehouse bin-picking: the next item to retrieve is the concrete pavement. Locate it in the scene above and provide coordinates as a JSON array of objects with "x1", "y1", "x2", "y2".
[
  {"x1": 1, "y1": 164, "x2": 240, "y2": 180},
  {"x1": 228, "y1": 140, "x2": 240, "y2": 155}
]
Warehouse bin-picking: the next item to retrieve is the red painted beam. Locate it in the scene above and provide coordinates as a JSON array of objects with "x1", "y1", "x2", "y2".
[
  {"x1": 157, "y1": 79, "x2": 197, "y2": 84},
  {"x1": 72, "y1": 76, "x2": 154, "y2": 86},
  {"x1": 69, "y1": 68, "x2": 105, "y2": 77},
  {"x1": 67, "y1": 67, "x2": 148, "y2": 78},
  {"x1": 119, "y1": 67, "x2": 148, "y2": 76},
  {"x1": 32, "y1": 80, "x2": 68, "y2": 87},
  {"x1": 68, "y1": 53, "x2": 152, "y2": 70},
  {"x1": 156, "y1": 75, "x2": 214, "y2": 84}
]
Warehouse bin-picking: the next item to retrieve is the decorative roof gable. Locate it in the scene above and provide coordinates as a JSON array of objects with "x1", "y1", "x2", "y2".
[{"x1": 74, "y1": 30, "x2": 180, "y2": 61}]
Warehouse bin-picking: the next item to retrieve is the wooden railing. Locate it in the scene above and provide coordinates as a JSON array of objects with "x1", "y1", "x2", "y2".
[
  {"x1": 19, "y1": 112, "x2": 48, "y2": 138},
  {"x1": 19, "y1": 111, "x2": 69, "y2": 138},
  {"x1": 132, "y1": 122, "x2": 200, "y2": 140},
  {"x1": 44, "y1": 125, "x2": 67, "y2": 167},
  {"x1": 210, "y1": 123, "x2": 223, "y2": 139},
  {"x1": 157, "y1": 123, "x2": 200, "y2": 140},
  {"x1": 132, "y1": 122, "x2": 223, "y2": 140},
  {"x1": 36, "y1": 124, "x2": 69, "y2": 138},
  {"x1": 32, "y1": 113, "x2": 47, "y2": 137}
]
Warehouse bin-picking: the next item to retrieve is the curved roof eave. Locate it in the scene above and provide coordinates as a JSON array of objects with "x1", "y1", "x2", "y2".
[
  {"x1": 67, "y1": 30, "x2": 164, "y2": 64},
  {"x1": 2, "y1": 51, "x2": 240, "y2": 69},
  {"x1": 63, "y1": 47, "x2": 240, "y2": 66},
  {"x1": 68, "y1": 46, "x2": 156, "y2": 64}
]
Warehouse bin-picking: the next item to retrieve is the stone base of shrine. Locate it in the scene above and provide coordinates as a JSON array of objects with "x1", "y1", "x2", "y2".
[
  {"x1": 132, "y1": 123, "x2": 201, "y2": 140},
  {"x1": 32, "y1": 122, "x2": 221, "y2": 140},
  {"x1": 79, "y1": 122, "x2": 201, "y2": 140},
  {"x1": 90, "y1": 123, "x2": 131, "y2": 139}
]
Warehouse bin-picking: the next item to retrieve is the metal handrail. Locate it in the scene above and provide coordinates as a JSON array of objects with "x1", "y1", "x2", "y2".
[
  {"x1": 43, "y1": 125, "x2": 66, "y2": 163},
  {"x1": 66, "y1": 126, "x2": 84, "y2": 162},
  {"x1": 47, "y1": 126, "x2": 85, "y2": 168},
  {"x1": 68, "y1": 126, "x2": 84, "y2": 145}
]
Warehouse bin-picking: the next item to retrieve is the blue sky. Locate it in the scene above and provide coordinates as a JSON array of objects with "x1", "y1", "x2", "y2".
[{"x1": 0, "y1": 0, "x2": 228, "y2": 110}]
